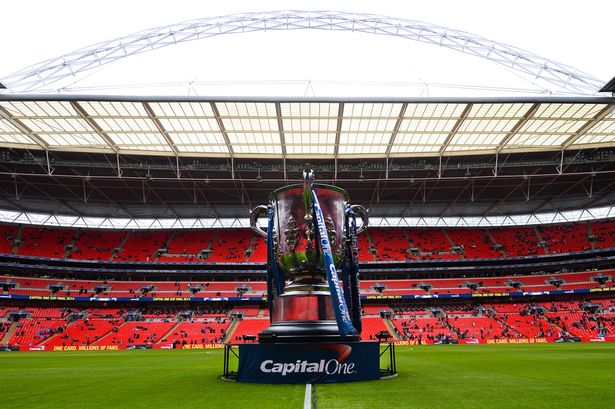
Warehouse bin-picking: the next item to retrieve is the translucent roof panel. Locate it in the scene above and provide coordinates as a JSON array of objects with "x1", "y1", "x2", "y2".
[
  {"x1": 227, "y1": 132, "x2": 281, "y2": 155},
  {"x1": 149, "y1": 102, "x2": 216, "y2": 117},
  {"x1": 444, "y1": 141, "x2": 505, "y2": 152},
  {"x1": 285, "y1": 132, "x2": 335, "y2": 156},
  {"x1": 38, "y1": 132, "x2": 110, "y2": 148},
  {"x1": 336, "y1": 103, "x2": 402, "y2": 156},
  {"x1": 576, "y1": 122, "x2": 615, "y2": 145},
  {"x1": 0, "y1": 119, "x2": 33, "y2": 144},
  {"x1": 391, "y1": 131, "x2": 449, "y2": 154},
  {"x1": 402, "y1": 103, "x2": 468, "y2": 121},
  {"x1": 283, "y1": 118, "x2": 337, "y2": 132},
  {"x1": 171, "y1": 133, "x2": 229, "y2": 154},
  {"x1": 147, "y1": 102, "x2": 227, "y2": 153},
  {"x1": 338, "y1": 142, "x2": 388, "y2": 155},
  {"x1": 229, "y1": 139, "x2": 282, "y2": 156},
  {"x1": 505, "y1": 133, "x2": 572, "y2": 148},
  {"x1": 286, "y1": 144, "x2": 334, "y2": 155},
  {"x1": 443, "y1": 103, "x2": 534, "y2": 153},
  {"x1": 393, "y1": 103, "x2": 468, "y2": 154},
  {"x1": 20, "y1": 117, "x2": 92, "y2": 133},
  {"x1": 0, "y1": 97, "x2": 613, "y2": 157},
  {"x1": 342, "y1": 103, "x2": 402, "y2": 132},
  {"x1": 107, "y1": 132, "x2": 174, "y2": 151},
  {"x1": 158, "y1": 117, "x2": 220, "y2": 133},
  {"x1": 94, "y1": 117, "x2": 158, "y2": 133},
  {"x1": 79, "y1": 101, "x2": 149, "y2": 117},
  {"x1": 216, "y1": 102, "x2": 277, "y2": 117},
  {"x1": 176, "y1": 143, "x2": 228, "y2": 154},
  {"x1": 223, "y1": 117, "x2": 278, "y2": 133},
  {"x1": 575, "y1": 108, "x2": 615, "y2": 146},
  {"x1": 280, "y1": 102, "x2": 339, "y2": 117},
  {"x1": 533, "y1": 103, "x2": 605, "y2": 119},
  {"x1": 394, "y1": 133, "x2": 449, "y2": 147},
  {"x1": 0, "y1": 100, "x2": 77, "y2": 117}
]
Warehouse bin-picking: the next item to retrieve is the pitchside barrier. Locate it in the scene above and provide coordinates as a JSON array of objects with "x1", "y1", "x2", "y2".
[{"x1": 4, "y1": 336, "x2": 614, "y2": 352}]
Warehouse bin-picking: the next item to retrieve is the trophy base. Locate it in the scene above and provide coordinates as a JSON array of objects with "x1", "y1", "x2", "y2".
[
  {"x1": 259, "y1": 320, "x2": 360, "y2": 343},
  {"x1": 258, "y1": 291, "x2": 360, "y2": 343}
]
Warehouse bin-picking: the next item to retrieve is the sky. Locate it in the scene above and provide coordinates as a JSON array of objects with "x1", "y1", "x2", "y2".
[{"x1": 1, "y1": 0, "x2": 614, "y2": 97}]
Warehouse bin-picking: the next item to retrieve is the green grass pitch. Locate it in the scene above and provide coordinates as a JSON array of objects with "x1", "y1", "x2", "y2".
[{"x1": 1, "y1": 343, "x2": 614, "y2": 408}]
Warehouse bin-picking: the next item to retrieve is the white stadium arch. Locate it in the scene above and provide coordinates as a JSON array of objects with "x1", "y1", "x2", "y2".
[{"x1": 0, "y1": 10, "x2": 605, "y2": 95}]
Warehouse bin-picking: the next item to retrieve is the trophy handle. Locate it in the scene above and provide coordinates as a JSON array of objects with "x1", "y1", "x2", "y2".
[
  {"x1": 350, "y1": 205, "x2": 369, "y2": 234},
  {"x1": 250, "y1": 205, "x2": 269, "y2": 238}
]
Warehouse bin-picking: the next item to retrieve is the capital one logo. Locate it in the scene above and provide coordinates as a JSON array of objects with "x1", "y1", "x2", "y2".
[{"x1": 259, "y1": 344, "x2": 356, "y2": 378}]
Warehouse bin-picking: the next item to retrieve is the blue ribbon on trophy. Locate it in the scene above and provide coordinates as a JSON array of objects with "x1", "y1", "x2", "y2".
[{"x1": 312, "y1": 188, "x2": 358, "y2": 337}]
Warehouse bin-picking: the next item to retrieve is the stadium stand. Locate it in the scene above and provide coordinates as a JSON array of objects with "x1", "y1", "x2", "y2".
[
  {"x1": 539, "y1": 223, "x2": 591, "y2": 254},
  {"x1": 2, "y1": 297, "x2": 614, "y2": 348},
  {"x1": 17, "y1": 227, "x2": 74, "y2": 258},
  {"x1": 591, "y1": 220, "x2": 615, "y2": 250},
  {"x1": 447, "y1": 229, "x2": 502, "y2": 259},
  {"x1": 157, "y1": 229, "x2": 215, "y2": 262},
  {"x1": 0, "y1": 224, "x2": 18, "y2": 254},
  {"x1": 69, "y1": 230, "x2": 127, "y2": 261},
  {"x1": 489, "y1": 227, "x2": 542, "y2": 257},
  {"x1": 1, "y1": 218, "x2": 615, "y2": 350},
  {"x1": 207, "y1": 229, "x2": 252, "y2": 262},
  {"x1": 114, "y1": 231, "x2": 171, "y2": 262},
  {"x1": 230, "y1": 319, "x2": 270, "y2": 343},
  {"x1": 2, "y1": 220, "x2": 615, "y2": 263},
  {"x1": 369, "y1": 228, "x2": 409, "y2": 261}
]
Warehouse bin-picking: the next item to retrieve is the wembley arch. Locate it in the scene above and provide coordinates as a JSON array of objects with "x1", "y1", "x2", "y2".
[{"x1": 0, "y1": 10, "x2": 605, "y2": 94}]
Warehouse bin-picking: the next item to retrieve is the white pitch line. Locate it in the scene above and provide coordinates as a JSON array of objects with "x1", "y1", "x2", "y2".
[{"x1": 304, "y1": 383, "x2": 312, "y2": 409}]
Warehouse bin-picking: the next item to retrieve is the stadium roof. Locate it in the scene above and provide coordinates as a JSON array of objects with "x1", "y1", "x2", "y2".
[{"x1": 1, "y1": 95, "x2": 614, "y2": 159}]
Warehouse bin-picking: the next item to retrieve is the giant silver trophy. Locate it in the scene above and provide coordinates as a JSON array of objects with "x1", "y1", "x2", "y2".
[{"x1": 250, "y1": 167, "x2": 368, "y2": 342}]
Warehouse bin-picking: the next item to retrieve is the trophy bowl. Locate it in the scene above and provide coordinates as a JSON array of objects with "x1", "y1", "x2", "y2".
[{"x1": 251, "y1": 176, "x2": 367, "y2": 343}]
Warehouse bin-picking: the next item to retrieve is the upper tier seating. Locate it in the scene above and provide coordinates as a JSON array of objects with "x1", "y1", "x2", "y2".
[
  {"x1": 357, "y1": 234, "x2": 374, "y2": 262},
  {"x1": 2, "y1": 219, "x2": 615, "y2": 263},
  {"x1": 207, "y1": 229, "x2": 252, "y2": 262},
  {"x1": 407, "y1": 229, "x2": 457, "y2": 259},
  {"x1": 248, "y1": 235, "x2": 267, "y2": 262},
  {"x1": 447, "y1": 229, "x2": 502, "y2": 259},
  {"x1": 370, "y1": 228, "x2": 409, "y2": 261},
  {"x1": 539, "y1": 223, "x2": 591, "y2": 254},
  {"x1": 591, "y1": 220, "x2": 615, "y2": 249},
  {"x1": 489, "y1": 227, "x2": 542, "y2": 257},
  {"x1": 17, "y1": 227, "x2": 74, "y2": 258},
  {"x1": 70, "y1": 230, "x2": 127, "y2": 261},
  {"x1": 115, "y1": 231, "x2": 171, "y2": 262},
  {"x1": 157, "y1": 230, "x2": 215, "y2": 262},
  {"x1": 0, "y1": 224, "x2": 18, "y2": 254}
]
